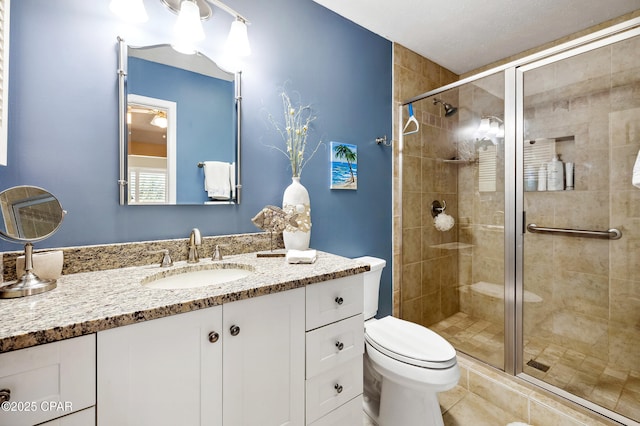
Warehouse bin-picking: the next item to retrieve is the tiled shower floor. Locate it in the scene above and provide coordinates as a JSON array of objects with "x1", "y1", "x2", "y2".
[{"x1": 430, "y1": 312, "x2": 640, "y2": 423}]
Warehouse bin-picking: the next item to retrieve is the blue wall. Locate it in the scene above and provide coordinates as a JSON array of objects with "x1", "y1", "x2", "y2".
[
  {"x1": 0, "y1": 0, "x2": 394, "y2": 316},
  {"x1": 128, "y1": 57, "x2": 235, "y2": 203}
]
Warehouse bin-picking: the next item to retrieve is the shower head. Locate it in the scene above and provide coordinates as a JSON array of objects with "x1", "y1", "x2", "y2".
[{"x1": 433, "y1": 98, "x2": 458, "y2": 117}]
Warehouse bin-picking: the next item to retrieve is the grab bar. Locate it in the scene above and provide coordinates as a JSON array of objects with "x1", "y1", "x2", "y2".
[{"x1": 526, "y1": 224, "x2": 622, "y2": 240}]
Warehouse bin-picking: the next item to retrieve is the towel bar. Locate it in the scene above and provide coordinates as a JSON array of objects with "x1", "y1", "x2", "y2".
[{"x1": 526, "y1": 224, "x2": 622, "y2": 240}]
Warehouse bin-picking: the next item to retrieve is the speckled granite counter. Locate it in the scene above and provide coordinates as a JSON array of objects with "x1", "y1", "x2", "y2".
[{"x1": 0, "y1": 251, "x2": 368, "y2": 353}]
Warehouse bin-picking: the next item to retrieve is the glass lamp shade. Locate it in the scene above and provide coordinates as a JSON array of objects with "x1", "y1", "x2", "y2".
[
  {"x1": 109, "y1": 0, "x2": 149, "y2": 23},
  {"x1": 150, "y1": 112, "x2": 168, "y2": 129},
  {"x1": 477, "y1": 118, "x2": 490, "y2": 133},
  {"x1": 174, "y1": 0, "x2": 205, "y2": 46},
  {"x1": 225, "y1": 18, "x2": 251, "y2": 57}
]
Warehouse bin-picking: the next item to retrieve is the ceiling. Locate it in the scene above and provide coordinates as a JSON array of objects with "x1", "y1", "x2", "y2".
[{"x1": 312, "y1": 0, "x2": 640, "y2": 75}]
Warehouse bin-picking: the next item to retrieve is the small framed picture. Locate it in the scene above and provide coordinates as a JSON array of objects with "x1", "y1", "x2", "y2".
[{"x1": 330, "y1": 142, "x2": 357, "y2": 190}]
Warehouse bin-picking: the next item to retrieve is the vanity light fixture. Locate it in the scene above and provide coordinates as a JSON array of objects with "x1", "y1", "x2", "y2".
[
  {"x1": 476, "y1": 115, "x2": 505, "y2": 140},
  {"x1": 109, "y1": 0, "x2": 149, "y2": 23},
  {"x1": 160, "y1": 0, "x2": 251, "y2": 56},
  {"x1": 150, "y1": 111, "x2": 168, "y2": 128}
]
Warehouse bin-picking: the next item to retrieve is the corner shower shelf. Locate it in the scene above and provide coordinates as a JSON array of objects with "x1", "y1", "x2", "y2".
[{"x1": 430, "y1": 242, "x2": 473, "y2": 250}]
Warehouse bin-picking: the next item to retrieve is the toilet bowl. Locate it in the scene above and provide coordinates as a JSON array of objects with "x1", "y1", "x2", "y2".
[{"x1": 355, "y1": 256, "x2": 459, "y2": 426}]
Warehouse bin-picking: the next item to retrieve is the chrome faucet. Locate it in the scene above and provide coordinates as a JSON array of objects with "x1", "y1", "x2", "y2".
[{"x1": 187, "y1": 228, "x2": 202, "y2": 263}]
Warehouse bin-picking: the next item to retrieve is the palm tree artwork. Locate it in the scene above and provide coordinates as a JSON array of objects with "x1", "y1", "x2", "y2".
[{"x1": 330, "y1": 142, "x2": 358, "y2": 190}]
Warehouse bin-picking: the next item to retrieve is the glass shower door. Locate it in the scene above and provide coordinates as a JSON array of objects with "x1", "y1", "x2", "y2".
[{"x1": 519, "y1": 32, "x2": 640, "y2": 424}]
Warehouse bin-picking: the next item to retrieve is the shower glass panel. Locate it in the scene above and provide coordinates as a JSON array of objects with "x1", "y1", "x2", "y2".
[
  {"x1": 400, "y1": 72, "x2": 506, "y2": 370},
  {"x1": 520, "y1": 34, "x2": 640, "y2": 423}
]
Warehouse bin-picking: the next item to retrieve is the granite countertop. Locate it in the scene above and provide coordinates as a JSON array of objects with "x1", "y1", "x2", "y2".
[{"x1": 0, "y1": 251, "x2": 368, "y2": 353}]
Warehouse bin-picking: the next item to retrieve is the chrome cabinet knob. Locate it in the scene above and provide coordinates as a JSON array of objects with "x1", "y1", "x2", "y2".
[
  {"x1": 335, "y1": 341, "x2": 344, "y2": 351},
  {"x1": 0, "y1": 389, "x2": 10, "y2": 403},
  {"x1": 334, "y1": 297, "x2": 344, "y2": 305},
  {"x1": 334, "y1": 384, "x2": 343, "y2": 394},
  {"x1": 230, "y1": 325, "x2": 240, "y2": 336},
  {"x1": 208, "y1": 331, "x2": 219, "y2": 343}
]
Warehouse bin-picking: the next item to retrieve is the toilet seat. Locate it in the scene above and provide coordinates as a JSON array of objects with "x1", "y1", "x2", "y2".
[{"x1": 365, "y1": 316, "x2": 456, "y2": 369}]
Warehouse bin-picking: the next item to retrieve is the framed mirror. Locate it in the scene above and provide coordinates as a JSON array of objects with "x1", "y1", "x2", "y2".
[{"x1": 117, "y1": 37, "x2": 242, "y2": 205}]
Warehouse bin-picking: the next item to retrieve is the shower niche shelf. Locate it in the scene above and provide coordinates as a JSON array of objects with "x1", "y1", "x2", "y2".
[{"x1": 441, "y1": 158, "x2": 477, "y2": 164}]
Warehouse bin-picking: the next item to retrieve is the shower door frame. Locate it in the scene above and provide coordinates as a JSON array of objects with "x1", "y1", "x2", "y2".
[{"x1": 399, "y1": 15, "x2": 640, "y2": 426}]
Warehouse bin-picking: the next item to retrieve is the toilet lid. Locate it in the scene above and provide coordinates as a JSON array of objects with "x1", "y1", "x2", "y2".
[{"x1": 365, "y1": 316, "x2": 456, "y2": 369}]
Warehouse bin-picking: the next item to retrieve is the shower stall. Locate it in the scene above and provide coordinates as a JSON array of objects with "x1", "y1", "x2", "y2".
[{"x1": 398, "y1": 19, "x2": 640, "y2": 425}]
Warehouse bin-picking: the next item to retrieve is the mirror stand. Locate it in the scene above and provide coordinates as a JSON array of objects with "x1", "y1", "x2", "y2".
[{"x1": 0, "y1": 243, "x2": 57, "y2": 299}]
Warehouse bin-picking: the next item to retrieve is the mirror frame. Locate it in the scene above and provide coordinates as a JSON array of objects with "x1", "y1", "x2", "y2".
[{"x1": 117, "y1": 36, "x2": 242, "y2": 205}]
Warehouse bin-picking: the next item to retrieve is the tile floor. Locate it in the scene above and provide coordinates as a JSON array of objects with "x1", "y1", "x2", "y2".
[
  {"x1": 361, "y1": 386, "x2": 529, "y2": 426},
  {"x1": 430, "y1": 312, "x2": 640, "y2": 423}
]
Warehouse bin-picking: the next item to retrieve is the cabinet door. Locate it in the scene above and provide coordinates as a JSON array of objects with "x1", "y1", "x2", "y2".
[
  {"x1": 39, "y1": 407, "x2": 96, "y2": 426},
  {"x1": 97, "y1": 307, "x2": 223, "y2": 426},
  {"x1": 223, "y1": 288, "x2": 305, "y2": 426},
  {"x1": 0, "y1": 335, "x2": 95, "y2": 426}
]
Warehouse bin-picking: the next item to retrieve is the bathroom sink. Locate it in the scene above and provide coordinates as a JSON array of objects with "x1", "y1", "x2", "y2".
[{"x1": 143, "y1": 265, "x2": 253, "y2": 290}]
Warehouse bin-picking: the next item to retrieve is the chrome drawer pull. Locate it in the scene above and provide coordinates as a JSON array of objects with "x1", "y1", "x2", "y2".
[
  {"x1": 334, "y1": 297, "x2": 344, "y2": 305},
  {"x1": 0, "y1": 389, "x2": 10, "y2": 403},
  {"x1": 335, "y1": 341, "x2": 344, "y2": 351},
  {"x1": 208, "y1": 331, "x2": 220, "y2": 343},
  {"x1": 334, "y1": 383, "x2": 343, "y2": 394},
  {"x1": 230, "y1": 325, "x2": 240, "y2": 336}
]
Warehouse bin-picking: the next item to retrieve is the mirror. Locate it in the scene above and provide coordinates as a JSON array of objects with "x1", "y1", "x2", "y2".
[
  {"x1": 117, "y1": 38, "x2": 242, "y2": 205},
  {"x1": 0, "y1": 185, "x2": 65, "y2": 298}
]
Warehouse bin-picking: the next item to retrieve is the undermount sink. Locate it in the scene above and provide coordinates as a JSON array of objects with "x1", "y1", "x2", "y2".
[{"x1": 143, "y1": 265, "x2": 253, "y2": 290}]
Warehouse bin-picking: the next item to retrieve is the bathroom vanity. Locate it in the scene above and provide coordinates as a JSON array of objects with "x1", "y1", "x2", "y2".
[{"x1": 0, "y1": 251, "x2": 368, "y2": 426}]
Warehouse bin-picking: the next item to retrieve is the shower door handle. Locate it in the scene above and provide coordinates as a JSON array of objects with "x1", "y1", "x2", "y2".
[{"x1": 526, "y1": 223, "x2": 622, "y2": 240}]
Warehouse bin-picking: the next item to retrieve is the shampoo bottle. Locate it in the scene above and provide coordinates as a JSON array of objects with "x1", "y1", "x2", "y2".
[
  {"x1": 524, "y1": 166, "x2": 537, "y2": 191},
  {"x1": 537, "y1": 165, "x2": 547, "y2": 191},
  {"x1": 547, "y1": 155, "x2": 564, "y2": 191}
]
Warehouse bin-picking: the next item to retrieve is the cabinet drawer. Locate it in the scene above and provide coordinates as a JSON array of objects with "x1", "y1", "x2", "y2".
[
  {"x1": 305, "y1": 356, "x2": 363, "y2": 424},
  {"x1": 0, "y1": 335, "x2": 96, "y2": 426},
  {"x1": 306, "y1": 275, "x2": 364, "y2": 331},
  {"x1": 308, "y1": 395, "x2": 363, "y2": 426},
  {"x1": 306, "y1": 314, "x2": 363, "y2": 378}
]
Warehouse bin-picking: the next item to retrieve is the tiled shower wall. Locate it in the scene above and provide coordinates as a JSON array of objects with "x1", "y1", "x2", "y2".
[{"x1": 392, "y1": 44, "x2": 458, "y2": 322}]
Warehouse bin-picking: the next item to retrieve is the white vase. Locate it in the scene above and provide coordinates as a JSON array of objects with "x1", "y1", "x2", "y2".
[{"x1": 282, "y1": 177, "x2": 311, "y2": 250}]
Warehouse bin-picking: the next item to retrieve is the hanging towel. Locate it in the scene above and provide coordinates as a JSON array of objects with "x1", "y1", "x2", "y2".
[
  {"x1": 203, "y1": 161, "x2": 231, "y2": 200},
  {"x1": 230, "y1": 162, "x2": 236, "y2": 199},
  {"x1": 633, "y1": 149, "x2": 640, "y2": 189}
]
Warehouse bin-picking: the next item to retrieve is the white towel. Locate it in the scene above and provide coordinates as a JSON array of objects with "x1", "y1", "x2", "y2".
[
  {"x1": 203, "y1": 161, "x2": 231, "y2": 200},
  {"x1": 230, "y1": 162, "x2": 236, "y2": 199},
  {"x1": 286, "y1": 249, "x2": 317, "y2": 264},
  {"x1": 633, "y1": 149, "x2": 640, "y2": 189}
]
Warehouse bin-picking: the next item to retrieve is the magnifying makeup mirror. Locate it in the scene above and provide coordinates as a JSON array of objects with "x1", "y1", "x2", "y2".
[{"x1": 0, "y1": 186, "x2": 65, "y2": 298}]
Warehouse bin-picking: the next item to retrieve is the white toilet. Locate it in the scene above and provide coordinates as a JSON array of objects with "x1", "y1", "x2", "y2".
[{"x1": 355, "y1": 256, "x2": 460, "y2": 426}]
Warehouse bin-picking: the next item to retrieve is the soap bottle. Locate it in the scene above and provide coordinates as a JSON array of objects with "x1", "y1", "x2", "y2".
[
  {"x1": 547, "y1": 155, "x2": 564, "y2": 191},
  {"x1": 524, "y1": 166, "x2": 537, "y2": 191},
  {"x1": 537, "y1": 165, "x2": 547, "y2": 191}
]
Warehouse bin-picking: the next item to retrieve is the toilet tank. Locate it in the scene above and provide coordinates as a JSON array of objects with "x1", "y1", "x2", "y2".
[{"x1": 354, "y1": 256, "x2": 386, "y2": 320}]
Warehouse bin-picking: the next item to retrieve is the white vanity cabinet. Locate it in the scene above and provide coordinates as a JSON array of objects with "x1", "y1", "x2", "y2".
[
  {"x1": 0, "y1": 335, "x2": 96, "y2": 426},
  {"x1": 97, "y1": 287, "x2": 305, "y2": 426},
  {"x1": 304, "y1": 274, "x2": 365, "y2": 425}
]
